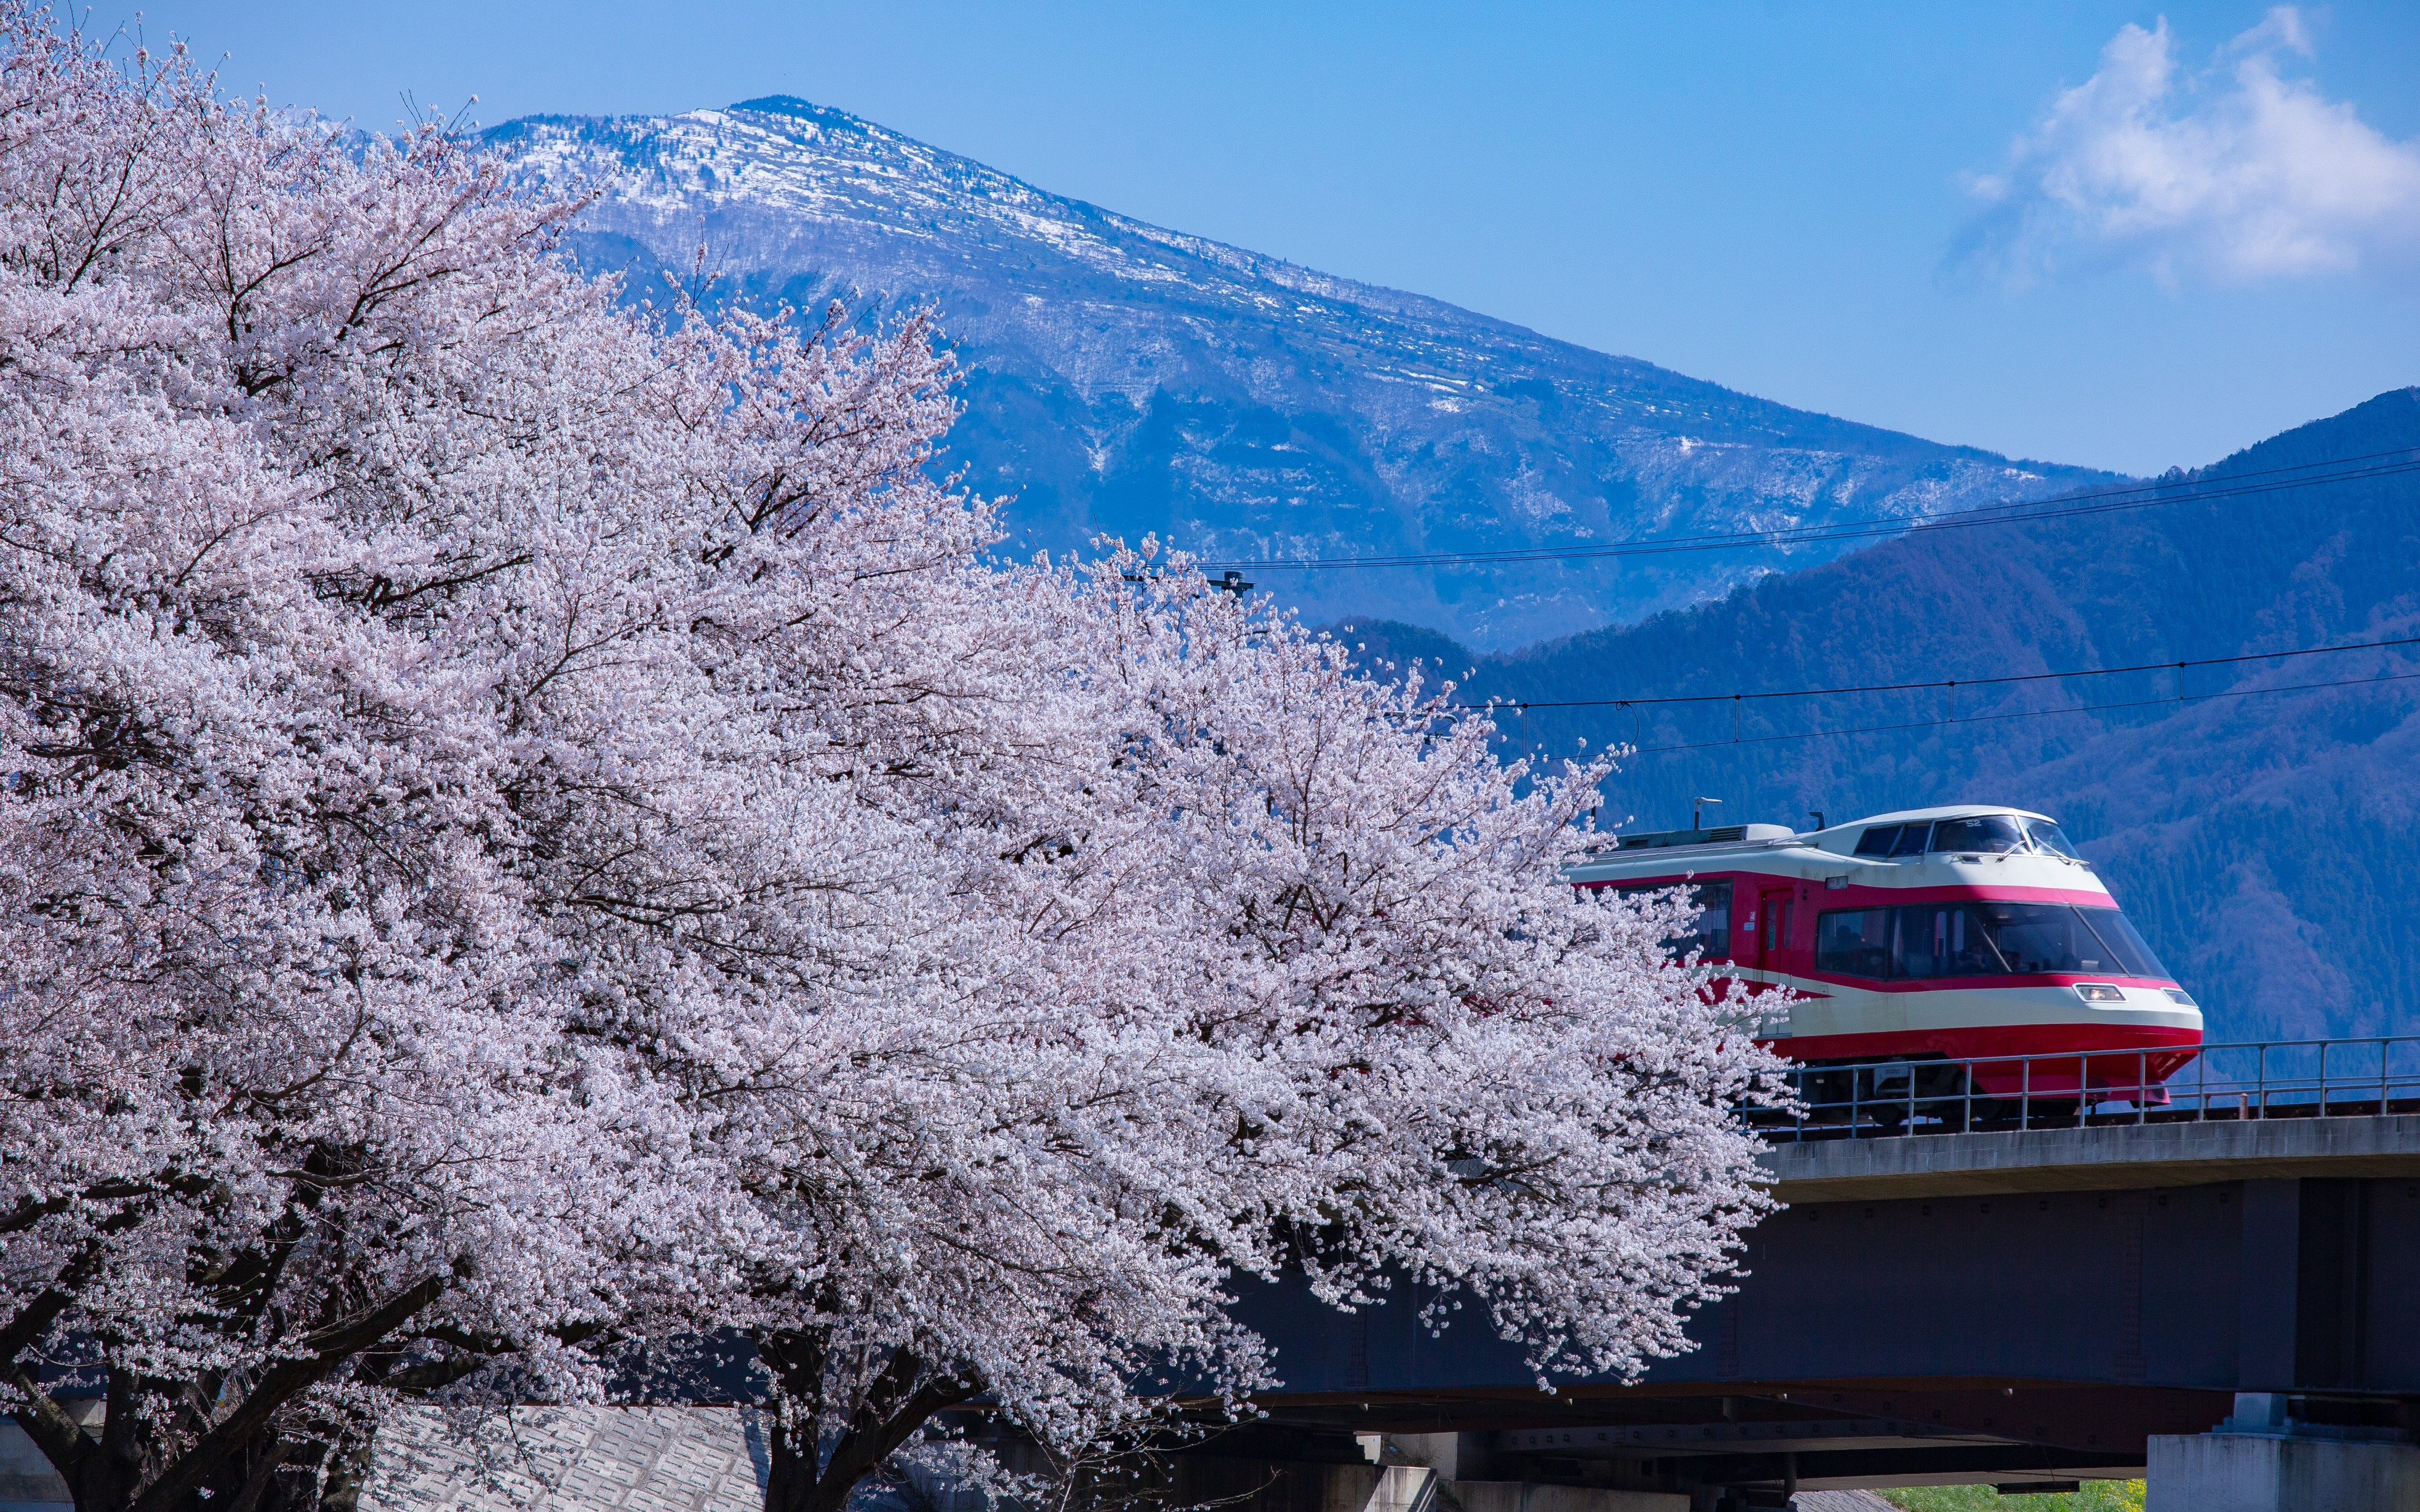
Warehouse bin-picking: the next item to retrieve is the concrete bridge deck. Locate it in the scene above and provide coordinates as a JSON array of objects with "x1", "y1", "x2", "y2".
[{"x1": 1758, "y1": 1112, "x2": 2420, "y2": 1201}]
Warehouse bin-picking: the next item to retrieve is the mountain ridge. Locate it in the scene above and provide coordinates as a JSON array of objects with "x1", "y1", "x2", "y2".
[{"x1": 482, "y1": 95, "x2": 2115, "y2": 648}]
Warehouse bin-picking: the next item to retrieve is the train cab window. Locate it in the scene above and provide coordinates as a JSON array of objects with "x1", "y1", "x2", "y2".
[
  {"x1": 2078, "y1": 908, "x2": 2172, "y2": 980},
  {"x1": 1617, "y1": 879, "x2": 1733, "y2": 962},
  {"x1": 1852, "y1": 825, "x2": 1901, "y2": 857},
  {"x1": 1973, "y1": 902, "x2": 2118, "y2": 975},
  {"x1": 1815, "y1": 908, "x2": 1894, "y2": 978},
  {"x1": 1889, "y1": 823, "x2": 1931, "y2": 857},
  {"x1": 1928, "y1": 814, "x2": 2028, "y2": 855},
  {"x1": 2024, "y1": 818, "x2": 2084, "y2": 859}
]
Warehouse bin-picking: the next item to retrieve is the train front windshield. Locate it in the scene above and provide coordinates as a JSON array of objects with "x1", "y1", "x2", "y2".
[
  {"x1": 1816, "y1": 901, "x2": 2174, "y2": 982},
  {"x1": 1852, "y1": 814, "x2": 2087, "y2": 859}
]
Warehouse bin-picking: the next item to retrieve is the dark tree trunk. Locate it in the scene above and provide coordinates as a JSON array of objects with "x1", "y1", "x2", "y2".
[
  {"x1": 751, "y1": 1331, "x2": 983, "y2": 1512},
  {"x1": 65, "y1": 1371, "x2": 164, "y2": 1512},
  {"x1": 4, "y1": 1273, "x2": 447, "y2": 1512},
  {"x1": 317, "y1": 1425, "x2": 378, "y2": 1512},
  {"x1": 762, "y1": 1404, "x2": 824, "y2": 1512}
]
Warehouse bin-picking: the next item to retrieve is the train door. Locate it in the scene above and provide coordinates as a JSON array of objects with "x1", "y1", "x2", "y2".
[
  {"x1": 1750, "y1": 886, "x2": 1800, "y2": 1055},
  {"x1": 1757, "y1": 887, "x2": 1795, "y2": 972}
]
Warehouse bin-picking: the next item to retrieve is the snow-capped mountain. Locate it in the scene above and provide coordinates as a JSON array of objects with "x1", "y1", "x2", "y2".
[{"x1": 484, "y1": 96, "x2": 2111, "y2": 648}]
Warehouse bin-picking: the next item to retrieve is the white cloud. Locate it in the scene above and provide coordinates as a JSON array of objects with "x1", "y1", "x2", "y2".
[{"x1": 1959, "y1": 7, "x2": 2420, "y2": 286}]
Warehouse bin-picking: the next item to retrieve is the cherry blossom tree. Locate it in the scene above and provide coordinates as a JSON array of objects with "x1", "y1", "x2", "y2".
[
  {"x1": 0, "y1": 14, "x2": 774, "y2": 1508},
  {"x1": 639, "y1": 550, "x2": 1782, "y2": 1512},
  {"x1": 0, "y1": 11, "x2": 1783, "y2": 1512}
]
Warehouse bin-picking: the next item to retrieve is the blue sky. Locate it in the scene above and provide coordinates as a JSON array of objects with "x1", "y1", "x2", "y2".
[{"x1": 125, "y1": 2, "x2": 2419, "y2": 477}]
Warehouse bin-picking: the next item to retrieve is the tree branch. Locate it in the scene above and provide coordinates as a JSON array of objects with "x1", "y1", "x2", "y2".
[
  {"x1": 798, "y1": 1350, "x2": 986, "y2": 1512},
  {"x1": 0, "y1": 1364, "x2": 93, "y2": 1482},
  {"x1": 128, "y1": 1273, "x2": 447, "y2": 1512}
]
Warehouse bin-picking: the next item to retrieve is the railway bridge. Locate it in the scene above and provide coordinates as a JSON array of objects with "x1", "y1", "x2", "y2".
[
  {"x1": 15, "y1": 1048, "x2": 2420, "y2": 1512},
  {"x1": 1204, "y1": 1041, "x2": 2420, "y2": 1512}
]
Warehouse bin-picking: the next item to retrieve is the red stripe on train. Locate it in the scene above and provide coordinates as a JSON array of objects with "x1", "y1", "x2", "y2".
[{"x1": 1762, "y1": 1021, "x2": 2203, "y2": 1095}]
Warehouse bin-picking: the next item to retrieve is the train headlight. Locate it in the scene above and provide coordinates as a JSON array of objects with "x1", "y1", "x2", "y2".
[
  {"x1": 2075, "y1": 983, "x2": 2125, "y2": 1003},
  {"x1": 2165, "y1": 988, "x2": 2196, "y2": 1006}
]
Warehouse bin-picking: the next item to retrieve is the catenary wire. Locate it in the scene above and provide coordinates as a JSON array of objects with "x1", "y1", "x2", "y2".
[
  {"x1": 1202, "y1": 447, "x2": 2420, "y2": 573},
  {"x1": 1592, "y1": 668, "x2": 2420, "y2": 758},
  {"x1": 1444, "y1": 631, "x2": 2420, "y2": 713}
]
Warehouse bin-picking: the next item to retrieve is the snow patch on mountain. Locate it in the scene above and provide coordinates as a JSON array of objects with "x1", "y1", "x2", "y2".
[{"x1": 484, "y1": 96, "x2": 2118, "y2": 647}]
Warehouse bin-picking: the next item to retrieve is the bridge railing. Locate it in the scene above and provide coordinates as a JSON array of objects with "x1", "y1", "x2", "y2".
[{"x1": 1754, "y1": 1035, "x2": 2420, "y2": 1141}]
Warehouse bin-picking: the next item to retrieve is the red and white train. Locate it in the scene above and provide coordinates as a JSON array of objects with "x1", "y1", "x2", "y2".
[{"x1": 1567, "y1": 804, "x2": 2203, "y2": 1111}]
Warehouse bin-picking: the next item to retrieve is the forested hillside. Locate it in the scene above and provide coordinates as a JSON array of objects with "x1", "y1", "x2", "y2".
[{"x1": 1352, "y1": 390, "x2": 2420, "y2": 1041}]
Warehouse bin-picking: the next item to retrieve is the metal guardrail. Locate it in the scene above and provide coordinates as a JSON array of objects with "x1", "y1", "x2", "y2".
[{"x1": 1754, "y1": 1037, "x2": 2420, "y2": 1141}]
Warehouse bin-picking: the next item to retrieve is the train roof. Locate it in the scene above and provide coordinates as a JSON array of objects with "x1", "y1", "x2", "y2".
[
  {"x1": 1589, "y1": 803, "x2": 2054, "y2": 855},
  {"x1": 1819, "y1": 802, "x2": 2056, "y2": 830},
  {"x1": 1566, "y1": 803, "x2": 2099, "y2": 890}
]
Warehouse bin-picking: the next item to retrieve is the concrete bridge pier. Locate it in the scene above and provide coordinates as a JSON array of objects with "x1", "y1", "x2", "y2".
[
  {"x1": 1353, "y1": 1432, "x2": 1696, "y2": 1512},
  {"x1": 2149, "y1": 1396, "x2": 2420, "y2": 1511}
]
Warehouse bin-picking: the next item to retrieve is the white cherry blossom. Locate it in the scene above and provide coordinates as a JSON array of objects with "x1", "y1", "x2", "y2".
[{"x1": 0, "y1": 14, "x2": 1782, "y2": 1512}]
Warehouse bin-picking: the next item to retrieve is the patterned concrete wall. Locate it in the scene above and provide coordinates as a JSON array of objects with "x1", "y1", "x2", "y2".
[{"x1": 362, "y1": 1407, "x2": 770, "y2": 1512}]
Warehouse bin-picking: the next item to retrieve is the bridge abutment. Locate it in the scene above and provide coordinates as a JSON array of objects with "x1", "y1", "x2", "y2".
[{"x1": 2151, "y1": 1409, "x2": 2420, "y2": 1511}]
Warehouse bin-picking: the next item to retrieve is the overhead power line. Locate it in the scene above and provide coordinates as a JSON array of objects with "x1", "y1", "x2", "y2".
[
  {"x1": 1208, "y1": 447, "x2": 2420, "y2": 573},
  {"x1": 1431, "y1": 630, "x2": 2420, "y2": 758},
  {"x1": 1455, "y1": 631, "x2": 2420, "y2": 713},
  {"x1": 1608, "y1": 668, "x2": 2420, "y2": 758}
]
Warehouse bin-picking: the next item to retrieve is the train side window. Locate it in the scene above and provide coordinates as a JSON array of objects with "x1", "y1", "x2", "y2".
[
  {"x1": 1615, "y1": 879, "x2": 1733, "y2": 962},
  {"x1": 1890, "y1": 823, "x2": 1932, "y2": 856},
  {"x1": 1693, "y1": 881, "x2": 1733, "y2": 960},
  {"x1": 1893, "y1": 904, "x2": 2013, "y2": 977},
  {"x1": 1895, "y1": 905, "x2": 1945, "y2": 977},
  {"x1": 1816, "y1": 907, "x2": 1894, "y2": 978},
  {"x1": 1852, "y1": 825, "x2": 1901, "y2": 856}
]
